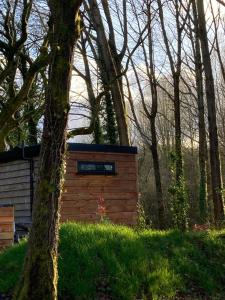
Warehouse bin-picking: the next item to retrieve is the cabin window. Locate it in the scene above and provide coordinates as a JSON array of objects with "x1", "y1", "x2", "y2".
[{"x1": 77, "y1": 161, "x2": 116, "y2": 175}]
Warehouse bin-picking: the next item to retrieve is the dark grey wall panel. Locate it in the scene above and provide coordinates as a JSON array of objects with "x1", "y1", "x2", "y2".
[{"x1": 0, "y1": 160, "x2": 31, "y2": 226}]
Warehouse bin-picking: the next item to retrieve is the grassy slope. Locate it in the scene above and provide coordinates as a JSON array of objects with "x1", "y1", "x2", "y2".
[{"x1": 0, "y1": 223, "x2": 225, "y2": 300}]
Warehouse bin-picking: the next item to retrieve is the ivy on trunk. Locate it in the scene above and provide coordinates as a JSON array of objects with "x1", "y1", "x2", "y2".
[{"x1": 14, "y1": 1, "x2": 83, "y2": 299}]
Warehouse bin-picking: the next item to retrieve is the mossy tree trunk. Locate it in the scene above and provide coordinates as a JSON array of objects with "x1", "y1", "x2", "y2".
[
  {"x1": 196, "y1": 0, "x2": 224, "y2": 224},
  {"x1": 85, "y1": 0, "x2": 130, "y2": 146},
  {"x1": 14, "y1": 1, "x2": 83, "y2": 300},
  {"x1": 104, "y1": 90, "x2": 118, "y2": 144}
]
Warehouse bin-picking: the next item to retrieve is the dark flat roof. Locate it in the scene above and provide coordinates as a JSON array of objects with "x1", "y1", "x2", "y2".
[
  {"x1": 0, "y1": 143, "x2": 137, "y2": 163},
  {"x1": 68, "y1": 143, "x2": 137, "y2": 154}
]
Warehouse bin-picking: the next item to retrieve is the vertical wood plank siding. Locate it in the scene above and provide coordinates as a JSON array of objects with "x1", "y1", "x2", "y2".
[{"x1": 0, "y1": 160, "x2": 31, "y2": 227}]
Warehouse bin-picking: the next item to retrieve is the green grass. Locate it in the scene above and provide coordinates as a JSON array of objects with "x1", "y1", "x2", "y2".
[{"x1": 0, "y1": 223, "x2": 225, "y2": 299}]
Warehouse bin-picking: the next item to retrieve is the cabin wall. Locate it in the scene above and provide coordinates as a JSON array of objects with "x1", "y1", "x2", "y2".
[
  {"x1": 0, "y1": 150, "x2": 138, "y2": 228},
  {"x1": 0, "y1": 160, "x2": 31, "y2": 227},
  {"x1": 61, "y1": 151, "x2": 138, "y2": 225}
]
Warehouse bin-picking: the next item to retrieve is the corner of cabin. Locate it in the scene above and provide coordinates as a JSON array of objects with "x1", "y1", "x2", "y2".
[
  {"x1": 61, "y1": 144, "x2": 139, "y2": 225},
  {"x1": 0, "y1": 144, "x2": 139, "y2": 238}
]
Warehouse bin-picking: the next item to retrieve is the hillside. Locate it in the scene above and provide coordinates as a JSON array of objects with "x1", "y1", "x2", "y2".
[{"x1": 0, "y1": 223, "x2": 225, "y2": 300}]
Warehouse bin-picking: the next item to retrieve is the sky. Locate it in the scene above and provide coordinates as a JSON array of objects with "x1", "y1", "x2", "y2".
[{"x1": 67, "y1": 0, "x2": 225, "y2": 143}]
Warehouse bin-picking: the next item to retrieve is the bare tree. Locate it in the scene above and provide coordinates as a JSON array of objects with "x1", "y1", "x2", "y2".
[
  {"x1": 157, "y1": 0, "x2": 191, "y2": 230},
  {"x1": 127, "y1": 0, "x2": 166, "y2": 229},
  {"x1": 84, "y1": 0, "x2": 130, "y2": 145},
  {"x1": 196, "y1": 0, "x2": 224, "y2": 224},
  {"x1": 0, "y1": 0, "x2": 49, "y2": 150}
]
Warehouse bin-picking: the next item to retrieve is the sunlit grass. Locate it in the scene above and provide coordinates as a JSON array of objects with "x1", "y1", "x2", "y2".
[{"x1": 0, "y1": 223, "x2": 224, "y2": 299}]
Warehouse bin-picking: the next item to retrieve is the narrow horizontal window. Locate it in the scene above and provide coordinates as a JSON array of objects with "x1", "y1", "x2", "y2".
[{"x1": 77, "y1": 161, "x2": 116, "y2": 175}]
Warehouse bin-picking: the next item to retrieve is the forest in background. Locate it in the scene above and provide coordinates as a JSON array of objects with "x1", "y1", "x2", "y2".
[{"x1": 0, "y1": 0, "x2": 225, "y2": 232}]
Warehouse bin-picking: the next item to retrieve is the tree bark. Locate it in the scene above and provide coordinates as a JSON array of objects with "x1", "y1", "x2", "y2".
[
  {"x1": 192, "y1": 0, "x2": 208, "y2": 223},
  {"x1": 104, "y1": 90, "x2": 118, "y2": 144},
  {"x1": 147, "y1": 5, "x2": 166, "y2": 229},
  {"x1": 79, "y1": 34, "x2": 103, "y2": 143},
  {"x1": 85, "y1": 0, "x2": 129, "y2": 145},
  {"x1": 150, "y1": 123, "x2": 166, "y2": 229},
  {"x1": 0, "y1": 50, "x2": 48, "y2": 149},
  {"x1": 196, "y1": 0, "x2": 224, "y2": 224},
  {"x1": 14, "y1": 1, "x2": 83, "y2": 299}
]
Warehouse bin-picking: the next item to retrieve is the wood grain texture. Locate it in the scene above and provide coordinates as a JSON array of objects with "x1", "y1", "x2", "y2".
[
  {"x1": 0, "y1": 150, "x2": 138, "y2": 227},
  {"x1": 0, "y1": 223, "x2": 12, "y2": 232},
  {"x1": 0, "y1": 206, "x2": 14, "y2": 249},
  {"x1": 0, "y1": 169, "x2": 30, "y2": 179},
  {"x1": 61, "y1": 151, "x2": 138, "y2": 225},
  {"x1": 0, "y1": 161, "x2": 29, "y2": 173},
  {"x1": 0, "y1": 240, "x2": 13, "y2": 247}
]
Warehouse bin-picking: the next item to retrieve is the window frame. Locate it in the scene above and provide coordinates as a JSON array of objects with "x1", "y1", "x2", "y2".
[{"x1": 76, "y1": 161, "x2": 116, "y2": 175}]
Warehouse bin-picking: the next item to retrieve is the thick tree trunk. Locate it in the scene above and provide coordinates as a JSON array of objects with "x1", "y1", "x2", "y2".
[
  {"x1": 86, "y1": 0, "x2": 129, "y2": 146},
  {"x1": 110, "y1": 79, "x2": 129, "y2": 145},
  {"x1": 192, "y1": 1, "x2": 208, "y2": 223},
  {"x1": 14, "y1": 1, "x2": 82, "y2": 299},
  {"x1": 196, "y1": 0, "x2": 224, "y2": 224}
]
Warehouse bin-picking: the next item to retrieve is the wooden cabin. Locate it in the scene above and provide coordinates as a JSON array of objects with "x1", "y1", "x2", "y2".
[{"x1": 0, "y1": 144, "x2": 138, "y2": 237}]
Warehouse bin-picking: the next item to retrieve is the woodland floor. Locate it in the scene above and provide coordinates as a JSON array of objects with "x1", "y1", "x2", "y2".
[{"x1": 0, "y1": 223, "x2": 225, "y2": 300}]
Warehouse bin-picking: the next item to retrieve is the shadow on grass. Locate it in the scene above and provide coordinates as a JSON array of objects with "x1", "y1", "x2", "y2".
[
  {"x1": 139, "y1": 230, "x2": 225, "y2": 299},
  {"x1": 0, "y1": 223, "x2": 224, "y2": 300}
]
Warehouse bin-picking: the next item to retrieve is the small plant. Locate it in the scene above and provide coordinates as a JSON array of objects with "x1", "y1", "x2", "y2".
[
  {"x1": 136, "y1": 199, "x2": 151, "y2": 230},
  {"x1": 97, "y1": 196, "x2": 110, "y2": 224}
]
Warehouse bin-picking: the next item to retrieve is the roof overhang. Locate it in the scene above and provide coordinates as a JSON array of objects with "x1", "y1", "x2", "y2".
[{"x1": 0, "y1": 143, "x2": 138, "y2": 163}]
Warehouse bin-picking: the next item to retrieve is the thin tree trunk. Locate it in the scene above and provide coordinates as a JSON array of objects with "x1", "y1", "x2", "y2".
[
  {"x1": 128, "y1": 50, "x2": 165, "y2": 228},
  {"x1": 173, "y1": 74, "x2": 183, "y2": 182},
  {"x1": 196, "y1": 0, "x2": 224, "y2": 224},
  {"x1": 150, "y1": 123, "x2": 166, "y2": 228},
  {"x1": 147, "y1": 5, "x2": 166, "y2": 228},
  {"x1": 79, "y1": 34, "x2": 103, "y2": 144},
  {"x1": 0, "y1": 47, "x2": 48, "y2": 146},
  {"x1": 14, "y1": 1, "x2": 83, "y2": 299},
  {"x1": 192, "y1": 0, "x2": 208, "y2": 223}
]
